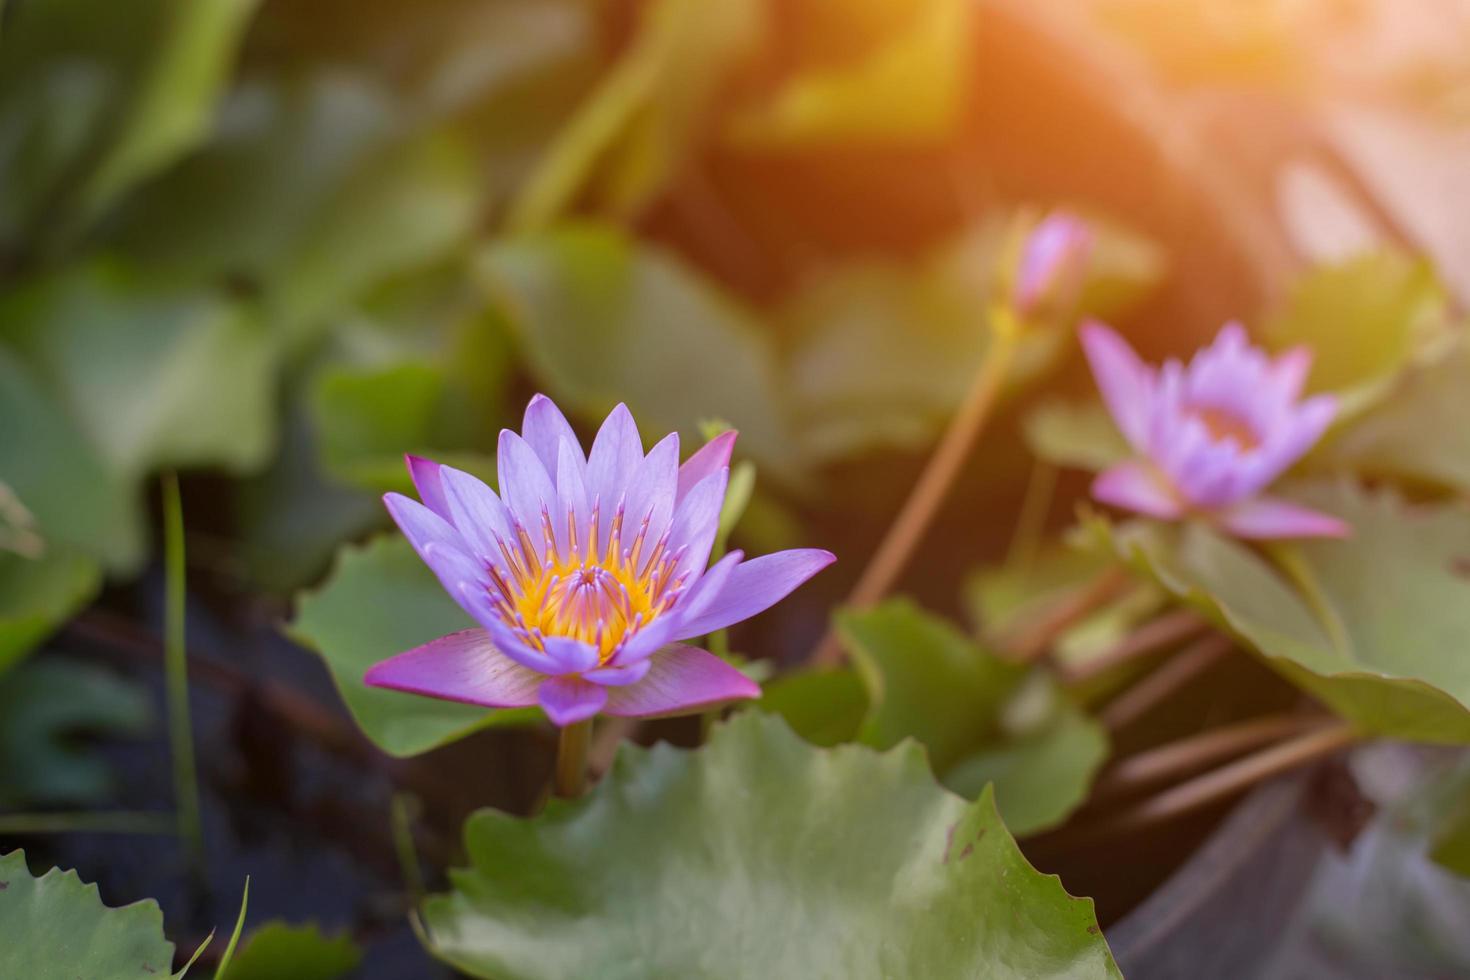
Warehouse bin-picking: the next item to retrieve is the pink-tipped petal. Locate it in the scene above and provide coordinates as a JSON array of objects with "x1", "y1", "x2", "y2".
[
  {"x1": 1272, "y1": 346, "x2": 1315, "y2": 401},
  {"x1": 364, "y1": 629, "x2": 544, "y2": 709},
  {"x1": 677, "y1": 430, "x2": 737, "y2": 504},
  {"x1": 405, "y1": 455, "x2": 451, "y2": 520},
  {"x1": 522, "y1": 394, "x2": 582, "y2": 478},
  {"x1": 603, "y1": 645, "x2": 760, "y2": 718},
  {"x1": 666, "y1": 468, "x2": 728, "y2": 583},
  {"x1": 1015, "y1": 213, "x2": 1091, "y2": 316},
  {"x1": 675, "y1": 548, "x2": 835, "y2": 638},
  {"x1": 538, "y1": 675, "x2": 608, "y2": 726},
  {"x1": 1080, "y1": 321, "x2": 1153, "y2": 451},
  {"x1": 1092, "y1": 462, "x2": 1184, "y2": 520},
  {"x1": 1217, "y1": 497, "x2": 1350, "y2": 539},
  {"x1": 587, "y1": 403, "x2": 642, "y2": 507}
]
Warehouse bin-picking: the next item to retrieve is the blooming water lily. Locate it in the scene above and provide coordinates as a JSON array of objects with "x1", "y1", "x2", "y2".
[
  {"x1": 1080, "y1": 321, "x2": 1348, "y2": 539},
  {"x1": 365, "y1": 396, "x2": 835, "y2": 726}
]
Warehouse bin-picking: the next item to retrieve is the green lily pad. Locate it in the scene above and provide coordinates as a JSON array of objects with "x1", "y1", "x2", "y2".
[
  {"x1": 1432, "y1": 788, "x2": 1470, "y2": 879},
  {"x1": 0, "y1": 551, "x2": 102, "y2": 678},
  {"x1": 289, "y1": 535, "x2": 536, "y2": 758},
  {"x1": 0, "y1": 348, "x2": 140, "y2": 571},
  {"x1": 0, "y1": 0, "x2": 257, "y2": 253},
  {"x1": 1263, "y1": 249, "x2": 1449, "y2": 413},
  {"x1": 1023, "y1": 399, "x2": 1129, "y2": 474},
  {"x1": 1314, "y1": 342, "x2": 1470, "y2": 496},
  {"x1": 1092, "y1": 481, "x2": 1470, "y2": 742},
  {"x1": 217, "y1": 922, "x2": 361, "y2": 980},
  {"x1": 424, "y1": 713, "x2": 1120, "y2": 979},
  {"x1": 0, "y1": 658, "x2": 152, "y2": 806},
  {"x1": 755, "y1": 667, "x2": 869, "y2": 747},
  {"x1": 478, "y1": 224, "x2": 802, "y2": 484},
  {"x1": 945, "y1": 693, "x2": 1109, "y2": 837},
  {"x1": 838, "y1": 599, "x2": 1107, "y2": 834},
  {"x1": 724, "y1": 0, "x2": 970, "y2": 148},
  {"x1": 0, "y1": 850, "x2": 184, "y2": 979},
  {"x1": 838, "y1": 599, "x2": 1025, "y2": 771},
  {"x1": 110, "y1": 73, "x2": 481, "y2": 341},
  {"x1": 0, "y1": 260, "x2": 276, "y2": 480},
  {"x1": 508, "y1": 0, "x2": 765, "y2": 228}
]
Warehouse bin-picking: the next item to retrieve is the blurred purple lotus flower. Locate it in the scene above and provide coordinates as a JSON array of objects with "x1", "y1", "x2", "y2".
[
  {"x1": 1080, "y1": 321, "x2": 1348, "y2": 539},
  {"x1": 1013, "y1": 212, "x2": 1093, "y2": 320},
  {"x1": 365, "y1": 396, "x2": 834, "y2": 726}
]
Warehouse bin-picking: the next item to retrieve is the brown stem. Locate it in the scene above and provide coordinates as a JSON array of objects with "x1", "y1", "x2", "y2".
[
  {"x1": 997, "y1": 565, "x2": 1131, "y2": 663},
  {"x1": 811, "y1": 321, "x2": 1021, "y2": 668},
  {"x1": 1067, "y1": 722, "x2": 1359, "y2": 846},
  {"x1": 1058, "y1": 608, "x2": 1209, "y2": 684},
  {"x1": 1098, "y1": 632, "x2": 1232, "y2": 732},
  {"x1": 1092, "y1": 712, "x2": 1332, "y2": 803}
]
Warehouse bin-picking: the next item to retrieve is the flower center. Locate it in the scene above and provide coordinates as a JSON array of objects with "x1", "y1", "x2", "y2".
[
  {"x1": 484, "y1": 500, "x2": 687, "y2": 662},
  {"x1": 1190, "y1": 406, "x2": 1260, "y2": 452}
]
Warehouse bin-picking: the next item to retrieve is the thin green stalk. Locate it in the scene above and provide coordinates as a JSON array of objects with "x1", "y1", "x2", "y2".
[
  {"x1": 1004, "y1": 459, "x2": 1057, "y2": 574},
  {"x1": 1267, "y1": 542, "x2": 1352, "y2": 658},
  {"x1": 0, "y1": 811, "x2": 176, "y2": 836},
  {"x1": 162, "y1": 473, "x2": 203, "y2": 870},
  {"x1": 554, "y1": 720, "x2": 593, "y2": 798},
  {"x1": 390, "y1": 794, "x2": 428, "y2": 911}
]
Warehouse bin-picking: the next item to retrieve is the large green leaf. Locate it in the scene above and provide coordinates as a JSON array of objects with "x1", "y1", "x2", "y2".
[
  {"x1": 1263, "y1": 249, "x2": 1449, "y2": 413},
  {"x1": 0, "y1": 261, "x2": 276, "y2": 480},
  {"x1": 234, "y1": 402, "x2": 384, "y2": 594},
  {"x1": 0, "y1": 658, "x2": 151, "y2": 806},
  {"x1": 838, "y1": 600, "x2": 1107, "y2": 833},
  {"x1": 217, "y1": 922, "x2": 361, "y2": 980},
  {"x1": 724, "y1": 0, "x2": 970, "y2": 148},
  {"x1": 0, "y1": 850, "x2": 182, "y2": 979},
  {"x1": 0, "y1": 551, "x2": 101, "y2": 677},
  {"x1": 1314, "y1": 342, "x2": 1470, "y2": 496},
  {"x1": 754, "y1": 667, "x2": 869, "y2": 747},
  {"x1": 838, "y1": 599, "x2": 1025, "y2": 771},
  {"x1": 0, "y1": 348, "x2": 139, "y2": 570},
  {"x1": 424, "y1": 713, "x2": 1120, "y2": 979},
  {"x1": 1023, "y1": 399, "x2": 1129, "y2": 475},
  {"x1": 507, "y1": 0, "x2": 766, "y2": 229},
  {"x1": 944, "y1": 692, "x2": 1109, "y2": 837},
  {"x1": 109, "y1": 74, "x2": 481, "y2": 339},
  {"x1": 478, "y1": 224, "x2": 802, "y2": 482},
  {"x1": 1093, "y1": 481, "x2": 1470, "y2": 742},
  {"x1": 288, "y1": 535, "x2": 535, "y2": 758},
  {"x1": 0, "y1": 0, "x2": 257, "y2": 253}
]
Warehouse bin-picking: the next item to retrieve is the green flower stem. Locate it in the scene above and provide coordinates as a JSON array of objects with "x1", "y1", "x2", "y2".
[
  {"x1": 554, "y1": 719, "x2": 593, "y2": 798},
  {"x1": 162, "y1": 473, "x2": 204, "y2": 872},
  {"x1": 812, "y1": 308, "x2": 1023, "y2": 667}
]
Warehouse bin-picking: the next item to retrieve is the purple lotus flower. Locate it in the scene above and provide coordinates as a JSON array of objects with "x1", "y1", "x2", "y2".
[
  {"x1": 1080, "y1": 321, "x2": 1348, "y2": 539},
  {"x1": 365, "y1": 396, "x2": 834, "y2": 726},
  {"x1": 1013, "y1": 213, "x2": 1093, "y2": 320}
]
